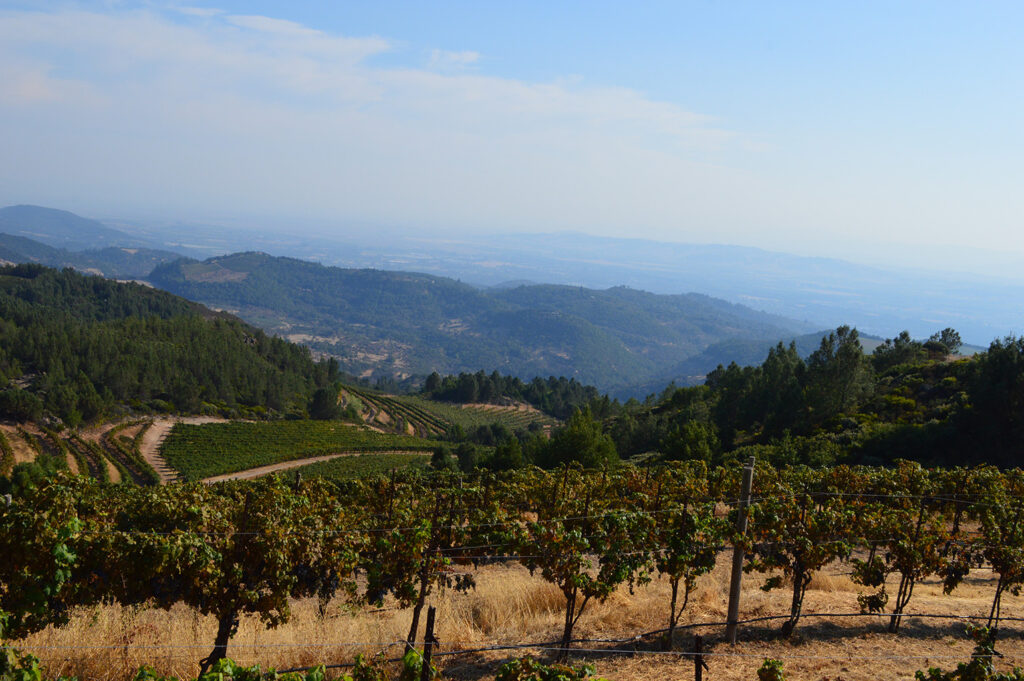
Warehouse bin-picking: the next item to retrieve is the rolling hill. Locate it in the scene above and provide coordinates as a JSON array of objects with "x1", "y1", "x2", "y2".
[
  {"x1": 0, "y1": 205, "x2": 185, "y2": 277},
  {"x1": 0, "y1": 263, "x2": 336, "y2": 425},
  {"x1": 0, "y1": 231, "x2": 181, "y2": 279},
  {"x1": 148, "y1": 252, "x2": 815, "y2": 393},
  {"x1": 0, "y1": 205, "x2": 142, "y2": 251}
]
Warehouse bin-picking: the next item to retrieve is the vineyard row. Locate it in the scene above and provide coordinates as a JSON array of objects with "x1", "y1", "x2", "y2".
[{"x1": 1, "y1": 461, "x2": 1022, "y2": 674}]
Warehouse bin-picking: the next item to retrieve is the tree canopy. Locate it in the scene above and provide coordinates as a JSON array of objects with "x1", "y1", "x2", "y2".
[{"x1": 0, "y1": 265, "x2": 335, "y2": 424}]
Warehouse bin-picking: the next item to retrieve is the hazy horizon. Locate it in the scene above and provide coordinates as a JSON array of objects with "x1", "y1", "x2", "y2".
[
  {"x1": 2, "y1": 1, "x2": 1023, "y2": 281},
  {"x1": 83, "y1": 206, "x2": 1024, "y2": 286}
]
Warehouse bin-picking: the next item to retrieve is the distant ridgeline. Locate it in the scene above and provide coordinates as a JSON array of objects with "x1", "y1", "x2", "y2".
[
  {"x1": 0, "y1": 264, "x2": 337, "y2": 425},
  {"x1": 0, "y1": 231, "x2": 180, "y2": 280},
  {"x1": 0, "y1": 204, "x2": 182, "y2": 278},
  {"x1": 148, "y1": 251, "x2": 812, "y2": 393}
]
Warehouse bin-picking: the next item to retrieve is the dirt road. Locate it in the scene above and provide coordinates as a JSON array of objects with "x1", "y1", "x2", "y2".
[
  {"x1": 200, "y1": 450, "x2": 429, "y2": 483},
  {"x1": 140, "y1": 416, "x2": 228, "y2": 484}
]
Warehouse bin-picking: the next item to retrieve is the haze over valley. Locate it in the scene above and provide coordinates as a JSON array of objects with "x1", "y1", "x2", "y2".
[{"x1": 0, "y1": 204, "x2": 1007, "y2": 397}]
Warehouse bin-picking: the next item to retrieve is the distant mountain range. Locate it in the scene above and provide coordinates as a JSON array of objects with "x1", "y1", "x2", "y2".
[
  {"x1": 0, "y1": 232, "x2": 181, "y2": 280},
  {"x1": 148, "y1": 252, "x2": 815, "y2": 394},
  {"x1": 0, "y1": 205, "x2": 183, "y2": 278},
  {"x1": 63, "y1": 206, "x2": 1019, "y2": 345},
  {"x1": 306, "y1": 231, "x2": 1023, "y2": 346},
  {"x1": 0, "y1": 205, "x2": 146, "y2": 251},
  {"x1": 0, "y1": 204, "x2": 999, "y2": 396}
]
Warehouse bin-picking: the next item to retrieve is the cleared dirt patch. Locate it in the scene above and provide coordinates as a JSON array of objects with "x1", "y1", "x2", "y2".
[
  {"x1": 462, "y1": 401, "x2": 545, "y2": 415},
  {"x1": 104, "y1": 456, "x2": 121, "y2": 483},
  {"x1": 0, "y1": 425, "x2": 37, "y2": 464}
]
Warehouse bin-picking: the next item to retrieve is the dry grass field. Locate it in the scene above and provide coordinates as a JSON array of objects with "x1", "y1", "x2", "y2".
[{"x1": 13, "y1": 552, "x2": 1024, "y2": 681}]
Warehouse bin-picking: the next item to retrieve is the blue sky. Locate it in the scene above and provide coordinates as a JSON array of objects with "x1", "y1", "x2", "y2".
[{"x1": 1, "y1": 1, "x2": 1022, "y2": 274}]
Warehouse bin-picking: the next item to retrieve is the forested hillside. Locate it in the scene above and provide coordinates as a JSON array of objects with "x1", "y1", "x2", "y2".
[
  {"x1": 148, "y1": 252, "x2": 812, "y2": 392},
  {"x1": 0, "y1": 264, "x2": 337, "y2": 425},
  {"x1": 421, "y1": 371, "x2": 611, "y2": 420},
  {"x1": 2, "y1": 262, "x2": 1017, "y2": 472},
  {"x1": 606, "y1": 326, "x2": 1024, "y2": 469}
]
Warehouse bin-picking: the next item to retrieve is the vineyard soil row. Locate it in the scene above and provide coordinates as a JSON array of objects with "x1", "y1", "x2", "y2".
[
  {"x1": 0, "y1": 420, "x2": 166, "y2": 483},
  {"x1": 289, "y1": 451, "x2": 431, "y2": 480},
  {"x1": 400, "y1": 394, "x2": 558, "y2": 431},
  {"x1": 140, "y1": 417, "x2": 230, "y2": 483}
]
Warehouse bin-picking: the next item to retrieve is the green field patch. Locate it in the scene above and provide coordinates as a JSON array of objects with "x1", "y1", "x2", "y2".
[
  {"x1": 290, "y1": 452, "x2": 430, "y2": 480},
  {"x1": 161, "y1": 420, "x2": 434, "y2": 481}
]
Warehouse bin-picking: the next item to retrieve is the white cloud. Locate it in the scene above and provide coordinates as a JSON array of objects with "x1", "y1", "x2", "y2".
[
  {"x1": 225, "y1": 14, "x2": 320, "y2": 36},
  {"x1": 428, "y1": 49, "x2": 480, "y2": 71},
  {"x1": 172, "y1": 6, "x2": 223, "y2": 18},
  {"x1": 0, "y1": 6, "x2": 738, "y2": 235}
]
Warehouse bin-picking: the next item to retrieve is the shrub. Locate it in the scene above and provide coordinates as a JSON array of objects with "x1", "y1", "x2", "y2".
[
  {"x1": 915, "y1": 627, "x2": 1024, "y2": 681},
  {"x1": 495, "y1": 657, "x2": 608, "y2": 681},
  {"x1": 757, "y1": 659, "x2": 785, "y2": 681}
]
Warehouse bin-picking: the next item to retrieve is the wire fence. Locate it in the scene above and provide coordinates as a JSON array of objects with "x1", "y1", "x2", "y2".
[
  {"x1": 8, "y1": 487, "x2": 1024, "y2": 678},
  {"x1": 15, "y1": 610, "x2": 1024, "y2": 654},
  {"x1": 11, "y1": 609, "x2": 1024, "y2": 681}
]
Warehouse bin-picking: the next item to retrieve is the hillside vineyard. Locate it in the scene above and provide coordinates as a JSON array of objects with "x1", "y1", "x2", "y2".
[{"x1": 2, "y1": 463, "x2": 1022, "y2": 675}]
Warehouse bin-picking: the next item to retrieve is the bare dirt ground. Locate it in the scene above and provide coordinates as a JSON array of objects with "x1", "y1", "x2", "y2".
[
  {"x1": 200, "y1": 450, "x2": 430, "y2": 483},
  {"x1": 462, "y1": 402, "x2": 543, "y2": 414},
  {"x1": 77, "y1": 422, "x2": 122, "y2": 483},
  {"x1": 0, "y1": 424, "x2": 37, "y2": 464},
  {"x1": 1, "y1": 423, "x2": 50, "y2": 464},
  {"x1": 4, "y1": 419, "x2": 207, "y2": 483},
  {"x1": 458, "y1": 403, "x2": 553, "y2": 423},
  {"x1": 76, "y1": 423, "x2": 109, "y2": 445},
  {"x1": 15, "y1": 553, "x2": 1023, "y2": 681},
  {"x1": 140, "y1": 417, "x2": 228, "y2": 483},
  {"x1": 103, "y1": 455, "x2": 121, "y2": 483},
  {"x1": 9, "y1": 423, "x2": 83, "y2": 472}
]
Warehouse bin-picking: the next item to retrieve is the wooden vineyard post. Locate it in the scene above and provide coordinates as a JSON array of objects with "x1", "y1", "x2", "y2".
[
  {"x1": 725, "y1": 456, "x2": 755, "y2": 644},
  {"x1": 693, "y1": 634, "x2": 708, "y2": 681},
  {"x1": 420, "y1": 605, "x2": 437, "y2": 681}
]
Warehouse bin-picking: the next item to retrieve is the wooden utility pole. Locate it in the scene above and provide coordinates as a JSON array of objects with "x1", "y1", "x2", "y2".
[{"x1": 725, "y1": 456, "x2": 755, "y2": 644}]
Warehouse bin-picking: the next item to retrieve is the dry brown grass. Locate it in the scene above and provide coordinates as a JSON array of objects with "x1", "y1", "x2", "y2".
[{"x1": 13, "y1": 556, "x2": 1024, "y2": 681}]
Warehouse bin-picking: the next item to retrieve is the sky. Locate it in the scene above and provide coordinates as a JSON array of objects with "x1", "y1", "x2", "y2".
[{"x1": 1, "y1": 1, "x2": 1022, "y2": 273}]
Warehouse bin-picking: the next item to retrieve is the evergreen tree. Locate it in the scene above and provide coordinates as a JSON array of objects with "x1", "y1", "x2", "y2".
[
  {"x1": 804, "y1": 326, "x2": 871, "y2": 426},
  {"x1": 543, "y1": 406, "x2": 618, "y2": 468}
]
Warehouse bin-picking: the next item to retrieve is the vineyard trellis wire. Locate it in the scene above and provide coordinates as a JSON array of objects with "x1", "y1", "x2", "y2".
[
  {"x1": 1, "y1": 461, "x2": 1023, "y2": 677},
  {"x1": 14, "y1": 611, "x2": 1024, "y2": 651}
]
